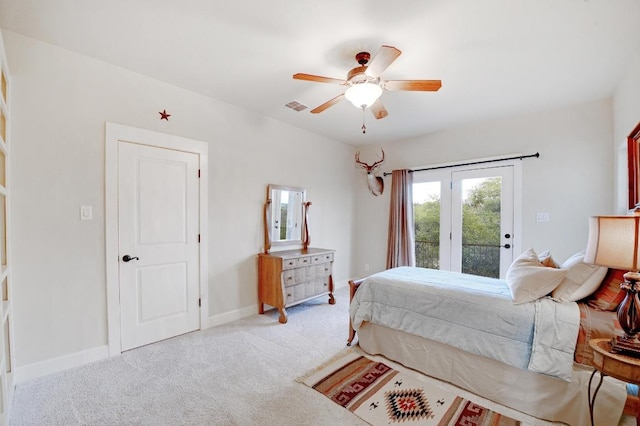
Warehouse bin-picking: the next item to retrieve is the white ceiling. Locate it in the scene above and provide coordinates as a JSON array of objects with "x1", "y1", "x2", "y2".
[{"x1": 1, "y1": 0, "x2": 640, "y2": 146}]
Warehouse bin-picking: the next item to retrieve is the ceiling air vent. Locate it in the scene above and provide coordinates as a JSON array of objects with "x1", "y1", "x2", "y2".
[{"x1": 285, "y1": 100, "x2": 308, "y2": 112}]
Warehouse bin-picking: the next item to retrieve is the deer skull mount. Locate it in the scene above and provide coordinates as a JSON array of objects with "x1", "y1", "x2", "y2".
[{"x1": 355, "y1": 149, "x2": 385, "y2": 196}]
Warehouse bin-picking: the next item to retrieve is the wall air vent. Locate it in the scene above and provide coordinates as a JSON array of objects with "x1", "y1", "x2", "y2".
[{"x1": 285, "y1": 101, "x2": 308, "y2": 112}]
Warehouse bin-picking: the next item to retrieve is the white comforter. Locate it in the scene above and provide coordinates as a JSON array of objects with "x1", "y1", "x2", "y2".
[{"x1": 349, "y1": 267, "x2": 580, "y2": 381}]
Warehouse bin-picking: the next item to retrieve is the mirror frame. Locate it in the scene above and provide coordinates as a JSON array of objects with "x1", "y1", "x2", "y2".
[{"x1": 264, "y1": 184, "x2": 310, "y2": 253}]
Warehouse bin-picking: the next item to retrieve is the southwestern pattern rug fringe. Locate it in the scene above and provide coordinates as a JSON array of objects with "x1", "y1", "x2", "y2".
[{"x1": 299, "y1": 350, "x2": 520, "y2": 426}]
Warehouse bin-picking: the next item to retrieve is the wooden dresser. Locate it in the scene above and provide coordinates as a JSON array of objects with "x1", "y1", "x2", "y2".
[{"x1": 258, "y1": 248, "x2": 335, "y2": 323}]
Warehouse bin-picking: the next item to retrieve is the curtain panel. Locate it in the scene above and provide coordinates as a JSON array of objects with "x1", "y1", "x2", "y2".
[{"x1": 386, "y1": 169, "x2": 416, "y2": 268}]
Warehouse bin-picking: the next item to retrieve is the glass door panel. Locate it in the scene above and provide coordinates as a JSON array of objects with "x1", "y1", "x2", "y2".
[
  {"x1": 413, "y1": 181, "x2": 441, "y2": 269},
  {"x1": 451, "y1": 167, "x2": 514, "y2": 278}
]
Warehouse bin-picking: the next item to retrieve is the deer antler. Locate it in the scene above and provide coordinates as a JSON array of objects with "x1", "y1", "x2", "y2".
[{"x1": 355, "y1": 149, "x2": 385, "y2": 172}]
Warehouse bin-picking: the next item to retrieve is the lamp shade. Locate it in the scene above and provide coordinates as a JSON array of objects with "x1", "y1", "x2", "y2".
[
  {"x1": 584, "y1": 215, "x2": 640, "y2": 271},
  {"x1": 344, "y1": 82, "x2": 383, "y2": 109}
]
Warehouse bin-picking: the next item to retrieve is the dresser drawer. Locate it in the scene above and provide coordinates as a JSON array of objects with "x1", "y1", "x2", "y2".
[
  {"x1": 296, "y1": 256, "x2": 312, "y2": 267},
  {"x1": 282, "y1": 269, "x2": 295, "y2": 287},
  {"x1": 282, "y1": 258, "x2": 298, "y2": 270},
  {"x1": 315, "y1": 277, "x2": 330, "y2": 294},
  {"x1": 312, "y1": 252, "x2": 333, "y2": 264},
  {"x1": 284, "y1": 288, "x2": 295, "y2": 305},
  {"x1": 315, "y1": 263, "x2": 331, "y2": 277}
]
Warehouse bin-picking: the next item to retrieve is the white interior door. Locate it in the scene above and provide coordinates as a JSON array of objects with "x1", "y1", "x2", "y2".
[
  {"x1": 451, "y1": 166, "x2": 514, "y2": 278},
  {"x1": 118, "y1": 141, "x2": 200, "y2": 351}
]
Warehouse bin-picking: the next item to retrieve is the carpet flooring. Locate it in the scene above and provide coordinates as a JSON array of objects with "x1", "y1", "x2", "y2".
[{"x1": 8, "y1": 285, "x2": 635, "y2": 425}]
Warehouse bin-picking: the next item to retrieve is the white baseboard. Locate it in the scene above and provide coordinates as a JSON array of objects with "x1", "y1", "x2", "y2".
[
  {"x1": 14, "y1": 281, "x2": 349, "y2": 381},
  {"x1": 203, "y1": 304, "x2": 257, "y2": 328},
  {"x1": 203, "y1": 279, "x2": 349, "y2": 329},
  {"x1": 334, "y1": 279, "x2": 348, "y2": 289},
  {"x1": 14, "y1": 345, "x2": 110, "y2": 384}
]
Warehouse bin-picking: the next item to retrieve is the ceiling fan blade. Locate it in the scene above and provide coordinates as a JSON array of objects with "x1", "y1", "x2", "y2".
[
  {"x1": 293, "y1": 73, "x2": 347, "y2": 85},
  {"x1": 310, "y1": 93, "x2": 345, "y2": 114},
  {"x1": 365, "y1": 45, "x2": 402, "y2": 78},
  {"x1": 370, "y1": 99, "x2": 388, "y2": 120},
  {"x1": 384, "y1": 80, "x2": 442, "y2": 91}
]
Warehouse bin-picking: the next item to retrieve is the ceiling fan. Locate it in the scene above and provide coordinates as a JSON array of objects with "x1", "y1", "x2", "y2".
[{"x1": 293, "y1": 45, "x2": 442, "y2": 122}]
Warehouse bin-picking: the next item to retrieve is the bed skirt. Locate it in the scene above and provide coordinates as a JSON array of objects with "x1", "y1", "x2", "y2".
[{"x1": 357, "y1": 321, "x2": 626, "y2": 426}]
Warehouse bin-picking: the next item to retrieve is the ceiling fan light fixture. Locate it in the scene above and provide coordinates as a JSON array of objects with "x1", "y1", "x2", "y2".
[{"x1": 344, "y1": 82, "x2": 382, "y2": 109}]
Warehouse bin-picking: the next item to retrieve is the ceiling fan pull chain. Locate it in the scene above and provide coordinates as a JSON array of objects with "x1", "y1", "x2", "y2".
[{"x1": 361, "y1": 106, "x2": 367, "y2": 134}]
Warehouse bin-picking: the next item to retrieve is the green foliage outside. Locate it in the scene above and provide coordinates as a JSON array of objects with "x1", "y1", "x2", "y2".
[
  {"x1": 280, "y1": 205, "x2": 288, "y2": 240},
  {"x1": 461, "y1": 177, "x2": 501, "y2": 246}
]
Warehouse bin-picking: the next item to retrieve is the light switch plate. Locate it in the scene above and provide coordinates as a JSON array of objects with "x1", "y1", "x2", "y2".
[
  {"x1": 536, "y1": 212, "x2": 550, "y2": 223},
  {"x1": 80, "y1": 205, "x2": 93, "y2": 220}
]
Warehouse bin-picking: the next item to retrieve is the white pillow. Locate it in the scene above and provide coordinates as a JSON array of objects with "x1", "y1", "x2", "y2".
[
  {"x1": 506, "y1": 248, "x2": 567, "y2": 304},
  {"x1": 538, "y1": 249, "x2": 560, "y2": 268},
  {"x1": 550, "y1": 251, "x2": 608, "y2": 302}
]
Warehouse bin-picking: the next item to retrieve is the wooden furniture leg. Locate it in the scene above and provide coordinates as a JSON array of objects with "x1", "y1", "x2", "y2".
[
  {"x1": 328, "y1": 275, "x2": 336, "y2": 305},
  {"x1": 278, "y1": 307, "x2": 288, "y2": 324},
  {"x1": 347, "y1": 279, "x2": 364, "y2": 346}
]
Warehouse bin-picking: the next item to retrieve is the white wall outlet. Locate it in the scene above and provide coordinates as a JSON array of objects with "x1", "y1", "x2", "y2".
[
  {"x1": 80, "y1": 205, "x2": 93, "y2": 220},
  {"x1": 364, "y1": 263, "x2": 370, "y2": 272},
  {"x1": 536, "y1": 212, "x2": 550, "y2": 223}
]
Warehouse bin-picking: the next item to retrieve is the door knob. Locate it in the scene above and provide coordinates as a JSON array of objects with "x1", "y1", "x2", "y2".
[
  {"x1": 122, "y1": 255, "x2": 139, "y2": 262},
  {"x1": 501, "y1": 244, "x2": 511, "y2": 249}
]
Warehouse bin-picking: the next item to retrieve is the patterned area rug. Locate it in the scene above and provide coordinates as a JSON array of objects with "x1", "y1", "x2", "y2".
[{"x1": 299, "y1": 350, "x2": 520, "y2": 426}]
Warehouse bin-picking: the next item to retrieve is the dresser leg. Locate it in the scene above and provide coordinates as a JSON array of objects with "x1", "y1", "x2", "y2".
[
  {"x1": 278, "y1": 308, "x2": 288, "y2": 324},
  {"x1": 328, "y1": 275, "x2": 335, "y2": 305},
  {"x1": 259, "y1": 303, "x2": 264, "y2": 314}
]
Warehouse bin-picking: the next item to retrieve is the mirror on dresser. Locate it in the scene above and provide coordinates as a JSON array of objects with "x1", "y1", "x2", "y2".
[
  {"x1": 259, "y1": 184, "x2": 335, "y2": 323},
  {"x1": 263, "y1": 184, "x2": 310, "y2": 253}
]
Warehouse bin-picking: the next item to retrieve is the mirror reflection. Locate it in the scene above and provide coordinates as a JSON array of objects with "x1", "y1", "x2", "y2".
[
  {"x1": 264, "y1": 184, "x2": 306, "y2": 251},
  {"x1": 272, "y1": 187, "x2": 304, "y2": 242}
]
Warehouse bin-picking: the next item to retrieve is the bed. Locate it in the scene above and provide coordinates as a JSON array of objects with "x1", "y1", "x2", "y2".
[{"x1": 348, "y1": 258, "x2": 631, "y2": 426}]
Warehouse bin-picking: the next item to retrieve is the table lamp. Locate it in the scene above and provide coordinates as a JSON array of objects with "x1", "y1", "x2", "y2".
[{"x1": 585, "y1": 215, "x2": 640, "y2": 354}]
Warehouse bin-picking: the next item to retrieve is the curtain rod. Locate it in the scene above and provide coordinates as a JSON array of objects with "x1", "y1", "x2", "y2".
[{"x1": 382, "y1": 152, "x2": 540, "y2": 177}]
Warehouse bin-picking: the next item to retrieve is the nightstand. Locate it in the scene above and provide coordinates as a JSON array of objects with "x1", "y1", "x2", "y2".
[{"x1": 589, "y1": 338, "x2": 640, "y2": 426}]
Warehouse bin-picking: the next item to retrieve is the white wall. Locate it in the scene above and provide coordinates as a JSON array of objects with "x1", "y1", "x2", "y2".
[
  {"x1": 354, "y1": 99, "x2": 615, "y2": 276},
  {"x1": 4, "y1": 26, "x2": 631, "y2": 378},
  {"x1": 613, "y1": 51, "x2": 640, "y2": 213},
  {"x1": 3, "y1": 31, "x2": 357, "y2": 369}
]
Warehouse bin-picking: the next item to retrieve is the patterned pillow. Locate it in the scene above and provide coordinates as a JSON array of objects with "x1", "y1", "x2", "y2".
[
  {"x1": 587, "y1": 268, "x2": 627, "y2": 311},
  {"x1": 575, "y1": 303, "x2": 623, "y2": 366}
]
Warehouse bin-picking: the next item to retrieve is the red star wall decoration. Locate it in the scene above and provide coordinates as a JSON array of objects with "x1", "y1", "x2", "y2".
[{"x1": 159, "y1": 109, "x2": 171, "y2": 120}]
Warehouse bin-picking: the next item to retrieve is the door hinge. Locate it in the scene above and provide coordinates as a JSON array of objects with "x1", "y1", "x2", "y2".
[
  {"x1": 198, "y1": 234, "x2": 201, "y2": 243},
  {"x1": 198, "y1": 169, "x2": 201, "y2": 178},
  {"x1": 199, "y1": 298, "x2": 201, "y2": 307}
]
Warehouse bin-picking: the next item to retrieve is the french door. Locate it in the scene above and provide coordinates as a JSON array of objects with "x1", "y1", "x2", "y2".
[{"x1": 413, "y1": 163, "x2": 519, "y2": 278}]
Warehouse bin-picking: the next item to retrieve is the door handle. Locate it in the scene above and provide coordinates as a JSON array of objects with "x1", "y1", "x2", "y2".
[
  {"x1": 501, "y1": 244, "x2": 511, "y2": 249},
  {"x1": 122, "y1": 255, "x2": 139, "y2": 262}
]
